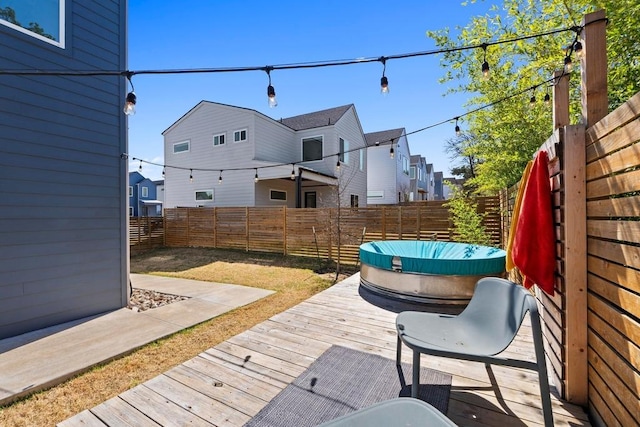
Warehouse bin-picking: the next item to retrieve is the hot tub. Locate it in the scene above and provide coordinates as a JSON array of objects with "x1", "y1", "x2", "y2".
[{"x1": 359, "y1": 240, "x2": 506, "y2": 304}]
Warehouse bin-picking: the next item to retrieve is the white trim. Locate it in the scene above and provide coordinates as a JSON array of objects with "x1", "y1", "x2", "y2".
[
  {"x1": 0, "y1": 1, "x2": 65, "y2": 48},
  {"x1": 233, "y1": 128, "x2": 248, "y2": 143},
  {"x1": 212, "y1": 133, "x2": 226, "y2": 147},
  {"x1": 301, "y1": 135, "x2": 324, "y2": 162},
  {"x1": 173, "y1": 140, "x2": 190, "y2": 153},
  {"x1": 195, "y1": 189, "x2": 214, "y2": 201},
  {"x1": 269, "y1": 189, "x2": 287, "y2": 202}
]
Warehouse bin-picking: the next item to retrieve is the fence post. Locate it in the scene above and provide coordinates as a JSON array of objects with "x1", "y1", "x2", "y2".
[
  {"x1": 553, "y1": 70, "x2": 570, "y2": 130},
  {"x1": 245, "y1": 207, "x2": 249, "y2": 252},
  {"x1": 563, "y1": 125, "x2": 588, "y2": 405},
  {"x1": 213, "y1": 207, "x2": 217, "y2": 248},
  {"x1": 283, "y1": 207, "x2": 287, "y2": 255},
  {"x1": 580, "y1": 10, "x2": 608, "y2": 127}
]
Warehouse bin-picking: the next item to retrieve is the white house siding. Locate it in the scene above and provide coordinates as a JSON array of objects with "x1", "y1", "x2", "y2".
[
  {"x1": 0, "y1": 1, "x2": 128, "y2": 339},
  {"x1": 333, "y1": 108, "x2": 367, "y2": 207},
  {"x1": 367, "y1": 146, "x2": 398, "y2": 205},
  {"x1": 254, "y1": 115, "x2": 296, "y2": 163},
  {"x1": 163, "y1": 103, "x2": 258, "y2": 208},
  {"x1": 254, "y1": 179, "x2": 296, "y2": 207},
  {"x1": 395, "y1": 135, "x2": 412, "y2": 202}
]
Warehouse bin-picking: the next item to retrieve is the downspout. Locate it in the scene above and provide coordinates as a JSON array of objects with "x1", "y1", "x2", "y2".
[{"x1": 295, "y1": 169, "x2": 303, "y2": 208}]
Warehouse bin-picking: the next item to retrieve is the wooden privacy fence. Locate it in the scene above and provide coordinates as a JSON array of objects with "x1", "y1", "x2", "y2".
[
  {"x1": 163, "y1": 198, "x2": 501, "y2": 264},
  {"x1": 129, "y1": 217, "x2": 164, "y2": 255},
  {"x1": 501, "y1": 12, "x2": 639, "y2": 426}
]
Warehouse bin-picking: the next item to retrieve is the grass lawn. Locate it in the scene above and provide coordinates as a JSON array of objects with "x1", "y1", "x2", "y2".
[{"x1": 0, "y1": 247, "x2": 356, "y2": 426}]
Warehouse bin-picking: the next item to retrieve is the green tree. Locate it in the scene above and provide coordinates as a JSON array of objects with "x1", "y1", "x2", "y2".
[
  {"x1": 444, "y1": 184, "x2": 491, "y2": 246},
  {"x1": 429, "y1": 0, "x2": 640, "y2": 193}
]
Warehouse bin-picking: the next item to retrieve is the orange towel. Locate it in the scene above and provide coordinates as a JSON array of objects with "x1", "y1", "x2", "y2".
[
  {"x1": 512, "y1": 150, "x2": 556, "y2": 296},
  {"x1": 506, "y1": 160, "x2": 533, "y2": 271}
]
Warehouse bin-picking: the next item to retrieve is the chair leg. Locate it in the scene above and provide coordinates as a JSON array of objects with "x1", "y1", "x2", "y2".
[
  {"x1": 396, "y1": 335, "x2": 402, "y2": 365},
  {"x1": 412, "y1": 350, "x2": 420, "y2": 398}
]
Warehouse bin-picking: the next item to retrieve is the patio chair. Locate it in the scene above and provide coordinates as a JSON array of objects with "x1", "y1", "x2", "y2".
[
  {"x1": 396, "y1": 277, "x2": 554, "y2": 427},
  {"x1": 317, "y1": 398, "x2": 457, "y2": 426}
]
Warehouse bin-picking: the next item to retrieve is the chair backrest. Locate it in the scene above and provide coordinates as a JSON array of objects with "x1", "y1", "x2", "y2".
[{"x1": 459, "y1": 277, "x2": 535, "y2": 356}]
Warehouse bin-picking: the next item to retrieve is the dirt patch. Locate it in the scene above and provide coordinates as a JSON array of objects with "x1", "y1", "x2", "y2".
[{"x1": 127, "y1": 288, "x2": 189, "y2": 312}]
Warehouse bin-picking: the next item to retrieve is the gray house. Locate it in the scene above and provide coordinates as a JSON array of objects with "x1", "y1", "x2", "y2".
[
  {"x1": 364, "y1": 128, "x2": 411, "y2": 205},
  {"x1": 409, "y1": 155, "x2": 428, "y2": 201},
  {"x1": 162, "y1": 102, "x2": 368, "y2": 208},
  {"x1": 0, "y1": 2, "x2": 129, "y2": 339}
]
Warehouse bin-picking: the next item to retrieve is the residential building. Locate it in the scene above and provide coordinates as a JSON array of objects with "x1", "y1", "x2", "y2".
[
  {"x1": 0, "y1": 1, "x2": 129, "y2": 339},
  {"x1": 364, "y1": 128, "x2": 411, "y2": 205},
  {"x1": 425, "y1": 163, "x2": 435, "y2": 201},
  {"x1": 129, "y1": 172, "x2": 162, "y2": 217},
  {"x1": 443, "y1": 177, "x2": 466, "y2": 199},
  {"x1": 409, "y1": 155, "x2": 428, "y2": 201},
  {"x1": 162, "y1": 102, "x2": 368, "y2": 208},
  {"x1": 433, "y1": 171, "x2": 444, "y2": 200}
]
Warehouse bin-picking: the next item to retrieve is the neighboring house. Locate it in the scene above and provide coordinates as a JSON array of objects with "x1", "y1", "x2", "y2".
[
  {"x1": 443, "y1": 177, "x2": 466, "y2": 199},
  {"x1": 433, "y1": 171, "x2": 444, "y2": 200},
  {"x1": 425, "y1": 163, "x2": 435, "y2": 201},
  {"x1": 409, "y1": 155, "x2": 428, "y2": 201},
  {"x1": 364, "y1": 128, "x2": 411, "y2": 205},
  {"x1": 0, "y1": 2, "x2": 128, "y2": 339},
  {"x1": 153, "y1": 179, "x2": 165, "y2": 204},
  {"x1": 129, "y1": 172, "x2": 162, "y2": 217},
  {"x1": 162, "y1": 102, "x2": 368, "y2": 209}
]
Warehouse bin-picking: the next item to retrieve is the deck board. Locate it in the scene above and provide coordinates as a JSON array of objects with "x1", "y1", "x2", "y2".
[{"x1": 59, "y1": 274, "x2": 591, "y2": 427}]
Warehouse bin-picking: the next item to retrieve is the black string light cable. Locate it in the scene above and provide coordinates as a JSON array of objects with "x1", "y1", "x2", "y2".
[{"x1": 127, "y1": 72, "x2": 565, "y2": 179}]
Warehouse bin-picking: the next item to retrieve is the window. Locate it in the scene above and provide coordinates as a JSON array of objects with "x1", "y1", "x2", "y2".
[
  {"x1": 339, "y1": 138, "x2": 350, "y2": 164},
  {"x1": 233, "y1": 129, "x2": 247, "y2": 142},
  {"x1": 128, "y1": 186, "x2": 133, "y2": 197},
  {"x1": 129, "y1": 207, "x2": 133, "y2": 216},
  {"x1": 195, "y1": 190, "x2": 213, "y2": 201},
  {"x1": 350, "y1": 194, "x2": 359, "y2": 207},
  {"x1": 270, "y1": 190, "x2": 287, "y2": 201},
  {"x1": 0, "y1": 0, "x2": 65, "y2": 47},
  {"x1": 302, "y1": 136, "x2": 323, "y2": 161},
  {"x1": 402, "y1": 156, "x2": 410, "y2": 175},
  {"x1": 305, "y1": 192, "x2": 317, "y2": 208},
  {"x1": 410, "y1": 166, "x2": 416, "y2": 179},
  {"x1": 173, "y1": 141, "x2": 190, "y2": 153},
  {"x1": 213, "y1": 133, "x2": 225, "y2": 147},
  {"x1": 141, "y1": 187, "x2": 148, "y2": 197},
  {"x1": 359, "y1": 149, "x2": 364, "y2": 171}
]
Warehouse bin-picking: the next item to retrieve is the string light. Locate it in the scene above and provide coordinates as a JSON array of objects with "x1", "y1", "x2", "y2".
[
  {"x1": 218, "y1": 171, "x2": 223, "y2": 184},
  {"x1": 454, "y1": 117, "x2": 461, "y2": 136},
  {"x1": 481, "y1": 43, "x2": 490, "y2": 80},
  {"x1": 529, "y1": 89, "x2": 537, "y2": 107},
  {"x1": 127, "y1": 72, "x2": 565, "y2": 178},
  {"x1": 389, "y1": 140, "x2": 395, "y2": 159},
  {"x1": 189, "y1": 169, "x2": 193, "y2": 183},
  {"x1": 138, "y1": 159, "x2": 143, "y2": 172},
  {"x1": 290, "y1": 165, "x2": 296, "y2": 180},
  {"x1": 265, "y1": 67, "x2": 277, "y2": 108},
  {"x1": 544, "y1": 91, "x2": 551, "y2": 106},
  {"x1": 379, "y1": 57, "x2": 389, "y2": 94},
  {"x1": 254, "y1": 169, "x2": 259, "y2": 183},
  {"x1": 162, "y1": 167, "x2": 165, "y2": 177},
  {"x1": 564, "y1": 54, "x2": 573, "y2": 73},
  {"x1": 123, "y1": 73, "x2": 136, "y2": 116},
  {"x1": 573, "y1": 40, "x2": 583, "y2": 59},
  {"x1": 336, "y1": 159, "x2": 341, "y2": 171}
]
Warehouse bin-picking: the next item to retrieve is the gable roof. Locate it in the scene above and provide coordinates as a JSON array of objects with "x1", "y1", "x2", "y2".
[
  {"x1": 364, "y1": 128, "x2": 405, "y2": 147},
  {"x1": 280, "y1": 104, "x2": 353, "y2": 131}
]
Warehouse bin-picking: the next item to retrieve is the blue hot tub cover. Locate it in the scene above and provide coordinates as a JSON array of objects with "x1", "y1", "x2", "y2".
[{"x1": 359, "y1": 240, "x2": 506, "y2": 276}]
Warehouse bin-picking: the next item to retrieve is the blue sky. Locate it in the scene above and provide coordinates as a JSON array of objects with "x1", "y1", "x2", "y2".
[{"x1": 127, "y1": 0, "x2": 495, "y2": 180}]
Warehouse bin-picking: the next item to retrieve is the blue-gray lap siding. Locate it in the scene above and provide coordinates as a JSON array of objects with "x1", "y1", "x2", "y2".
[{"x1": 0, "y1": 1, "x2": 129, "y2": 339}]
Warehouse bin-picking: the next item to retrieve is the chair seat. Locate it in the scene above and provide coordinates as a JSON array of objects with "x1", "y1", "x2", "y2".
[
  {"x1": 317, "y1": 398, "x2": 457, "y2": 426},
  {"x1": 397, "y1": 311, "x2": 503, "y2": 357}
]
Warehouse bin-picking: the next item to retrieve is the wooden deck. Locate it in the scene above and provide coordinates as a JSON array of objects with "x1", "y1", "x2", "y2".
[{"x1": 59, "y1": 275, "x2": 591, "y2": 426}]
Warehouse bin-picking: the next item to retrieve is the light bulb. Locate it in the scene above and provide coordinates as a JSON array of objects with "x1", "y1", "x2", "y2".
[
  {"x1": 574, "y1": 41, "x2": 583, "y2": 59},
  {"x1": 380, "y1": 76, "x2": 389, "y2": 94},
  {"x1": 254, "y1": 170, "x2": 259, "y2": 183},
  {"x1": 267, "y1": 85, "x2": 277, "y2": 108},
  {"x1": 123, "y1": 92, "x2": 136, "y2": 115},
  {"x1": 564, "y1": 56, "x2": 573, "y2": 73},
  {"x1": 481, "y1": 61, "x2": 490, "y2": 80}
]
